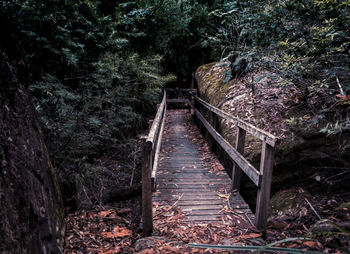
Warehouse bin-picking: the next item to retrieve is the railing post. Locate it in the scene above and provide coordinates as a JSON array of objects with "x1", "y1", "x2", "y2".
[
  {"x1": 141, "y1": 141, "x2": 153, "y2": 236},
  {"x1": 207, "y1": 111, "x2": 217, "y2": 149},
  {"x1": 255, "y1": 141, "x2": 274, "y2": 231},
  {"x1": 231, "y1": 126, "x2": 246, "y2": 190},
  {"x1": 209, "y1": 111, "x2": 217, "y2": 129}
]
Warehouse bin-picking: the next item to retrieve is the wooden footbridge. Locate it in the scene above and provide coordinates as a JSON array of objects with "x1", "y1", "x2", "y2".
[{"x1": 141, "y1": 88, "x2": 278, "y2": 236}]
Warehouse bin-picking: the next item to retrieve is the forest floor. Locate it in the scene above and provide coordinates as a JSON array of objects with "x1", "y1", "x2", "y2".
[{"x1": 64, "y1": 112, "x2": 349, "y2": 253}]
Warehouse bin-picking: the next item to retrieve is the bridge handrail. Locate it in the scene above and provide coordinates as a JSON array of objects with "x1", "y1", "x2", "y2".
[
  {"x1": 187, "y1": 91, "x2": 277, "y2": 231},
  {"x1": 141, "y1": 88, "x2": 278, "y2": 234},
  {"x1": 141, "y1": 90, "x2": 167, "y2": 236},
  {"x1": 190, "y1": 94, "x2": 278, "y2": 147}
]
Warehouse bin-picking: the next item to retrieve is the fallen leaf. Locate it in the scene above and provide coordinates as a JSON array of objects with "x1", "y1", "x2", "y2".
[
  {"x1": 240, "y1": 233, "x2": 262, "y2": 239},
  {"x1": 99, "y1": 210, "x2": 113, "y2": 217},
  {"x1": 303, "y1": 241, "x2": 321, "y2": 248},
  {"x1": 117, "y1": 208, "x2": 132, "y2": 214},
  {"x1": 101, "y1": 226, "x2": 132, "y2": 238},
  {"x1": 100, "y1": 247, "x2": 121, "y2": 254},
  {"x1": 336, "y1": 94, "x2": 350, "y2": 101},
  {"x1": 217, "y1": 193, "x2": 230, "y2": 199},
  {"x1": 287, "y1": 243, "x2": 299, "y2": 248}
]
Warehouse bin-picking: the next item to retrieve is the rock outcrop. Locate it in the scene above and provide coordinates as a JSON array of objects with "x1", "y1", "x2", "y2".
[
  {"x1": 195, "y1": 61, "x2": 350, "y2": 192},
  {"x1": 0, "y1": 51, "x2": 64, "y2": 253}
]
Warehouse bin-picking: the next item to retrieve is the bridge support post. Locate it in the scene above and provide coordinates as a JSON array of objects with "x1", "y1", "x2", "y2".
[
  {"x1": 255, "y1": 141, "x2": 274, "y2": 231},
  {"x1": 231, "y1": 126, "x2": 246, "y2": 190},
  {"x1": 141, "y1": 141, "x2": 153, "y2": 236},
  {"x1": 207, "y1": 111, "x2": 217, "y2": 149}
]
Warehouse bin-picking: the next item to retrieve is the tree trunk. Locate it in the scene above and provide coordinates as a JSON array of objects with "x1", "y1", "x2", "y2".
[{"x1": 0, "y1": 51, "x2": 64, "y2": 253}]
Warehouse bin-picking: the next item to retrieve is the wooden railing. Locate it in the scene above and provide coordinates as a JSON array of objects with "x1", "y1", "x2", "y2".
[
  {"x1": 141, "y1": 91, "x2": 167, "y2": 236},
  {"x1": 141, "y1": 89, "x2": 278, "y2": 235},
  {"x1": 188, "y1": 92, "x2": 278, "y2": 231}
]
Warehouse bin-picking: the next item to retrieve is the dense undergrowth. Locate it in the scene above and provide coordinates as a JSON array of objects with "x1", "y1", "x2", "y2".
[
  {"x1": 207, "y1": 0, "x2": 350, "y2": 131},
  {"x1": 0, "y1": 0, "x2": 215, "y2": 207},
  {"x1": 1, "y1": 0, "x2": 349, "y2": 210}
]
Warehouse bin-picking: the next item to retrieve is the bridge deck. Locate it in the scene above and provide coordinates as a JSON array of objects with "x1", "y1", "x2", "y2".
[{"x1": 153, "y1": 110, "x2": 255, "y2": 224}]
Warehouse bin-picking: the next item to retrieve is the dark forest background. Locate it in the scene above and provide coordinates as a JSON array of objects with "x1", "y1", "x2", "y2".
[{"x1": 1, "y1": 0, "x2": 349, "y2": 222}]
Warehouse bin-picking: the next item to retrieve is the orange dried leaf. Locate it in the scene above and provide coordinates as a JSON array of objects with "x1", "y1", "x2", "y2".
[
  {"x1": 287, "y1": 243, "x2": 299, "y2": 248},
  {"x1": 100, "y1": 248, "x2": 121, "y2": 254},
  {"x1": 99, "y1": 211, "x2": 113, "y2": 217},
  {"x1": 217, "y1": 193, "x2": 230, "y2": 199},
  {"x1": 336, "y1": 94, "x2": 350, "y2": 101},
  {"x1": 240, "y1": 233, "x2": 262, "y2": 239},
  {"x1": 101, "y1": 226, "x2": 132, "y2": 238},
  {"x1": 117, "y1": 208, "x2": 132, "y2": 214},
  {"x1": 303, "y1": 241, "x2": 321, "y2": 248}
]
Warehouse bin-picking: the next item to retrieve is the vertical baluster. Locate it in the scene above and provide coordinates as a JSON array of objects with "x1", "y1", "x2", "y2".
[
  {"x1": 207, "y1": 111, "x2": 217, "y2": 150},
  {"x1": 231, "y1": 126, "x2": 246, "y2": 190},
  {"x1": 188, "y1": 92, "x2": 192, "y2": 113},
  {"x1": 255, "y1": 141, "x2": 274, "y2": 231},
  {"x1": 141, "y1": 140, "x2": 153, "y2": 236}
]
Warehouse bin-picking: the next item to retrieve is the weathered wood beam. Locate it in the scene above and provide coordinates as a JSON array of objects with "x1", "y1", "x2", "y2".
[
  {"x1": 141, "y1": 140, "x2": 153, "y2": 236},
  {"x1": 141, "y1": 91, "x2": 167, "y2": 236},
  {"x1": 147, "y1": 92, "x2": 166, "y2": 146},
  {"x1": 166, "y1": 88, "x2": 196, "y2": 92},
  {"x1": 151, "y1": 102, "x2": 166, "y2": 191},
  {"x1": 231, "y1": 126, "x2": 246, "y2": 190},
  {"x1": 255, "y1": 141, "x2": 275, "y2": 231},
  {"x1": 193, "y1": 96, "x2": 278, "y2": 147},
  {"x1": 166, "y1": 98, "x2": 189, "y2": 103},
  {"x1": 190, "y1": 103, "x2": 262, "y2": 186}
]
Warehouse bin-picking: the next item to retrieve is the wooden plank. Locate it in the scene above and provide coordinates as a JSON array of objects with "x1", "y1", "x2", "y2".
[
  {"x1": 153, "y1": 194, "x2": 220, "y2": 201},
  {"x1": 178, "y1": 200, "x2": 223, "y2": 205},
  {"x1": 166, "y1": 88, "x2": 196, "y2": 92},
  {"x1": 156, "y1": 187, "x2": 226, "y2": 193},
  {"x1": 157, "y1": 175, "x2": 228, "y2": 181},
  {"x1": 188, "y1": 220, "x2": 221, "y2": 224},
  {"x1": 255, "y1": 142, "x2": 275, "y2": 231},
  {"x1": 185, "y1": 215, "x2": 222, "y2": 221},
  {"x1": 183, "y1": 209, "x2": 223, "y2": 215},
  {"x1": 180, "y1": 205, "x2": 223, "y2": 210},
  {"x1": 157, "y1": 184, "x2": 226, "y2": 190},
  {"x1": 232, "y1": 126, "x2": 246, "y2": 190},
  {"x1": 229, "y1": 192, "x2": 250, "y2": 209},
  {"x1": 157, "y1": 170, "x2": 227, "y2": 175},
  {"x1": 155, "y1": 187, "x2": 223, "y2": 192},
  {"x1": 167, "y1": 99, "x2": 189, "y2": 103},
  {"x1": 155, "y1": 191, "x2": 221, "y2": 196},
  {"x1": 192, "y1": 95, "x2": 278, "y2": 147},
  {"x1": 158, "y1": 179, "x2": 230, "y2": 183},
  {"x1": 191, "y1": 105, "x2": 262, "y2": 186},
  {"x1": 158, "y1": 164, "x2": 206, "y2": 168},
  {"x1": 157, "y1": 183, "x2": 229, "y2": 188},
  {"x1": 157, "y1": 169, "x2": 214, "y2": 174},
  {"x1": 159, "y1": 160, "x2": 204, "y2": 164}
]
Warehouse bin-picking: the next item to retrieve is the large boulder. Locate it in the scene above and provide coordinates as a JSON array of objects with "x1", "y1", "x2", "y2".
[
  {"x1": 0, "y1": 52, "x2": 64, "y2": 253},
  {"x1": 195, "y1": 61, "x2": 350, "y2": 191}
]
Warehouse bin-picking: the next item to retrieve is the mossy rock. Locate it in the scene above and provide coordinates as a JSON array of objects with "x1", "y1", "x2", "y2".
[
  {"x1": 269, "y1": 188, "x2": 311, "y2": 216},
  {"x1": 195, "y1": 62, "x2": 232, "y2": 106},
  {"x1": 194, "y1": 61, "x2": 350, "y2": 209}
]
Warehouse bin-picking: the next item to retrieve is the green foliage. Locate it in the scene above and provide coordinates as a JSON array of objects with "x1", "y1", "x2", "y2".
[
  {"x1": 2, "y1": 0, "x2": 349, "y2": 205},
  {"x1": 206, "y1": 0, "x2": 350, "y2": 81},
  {"x1": 320, "y1": 120, "x2": 350, "y2": 136},
  {"x1": 30, "y1": 51, "x2": 174, "y2": 203},
  {"x1": 1, "y1": 0, "x2": 178, "y2": 204}
]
